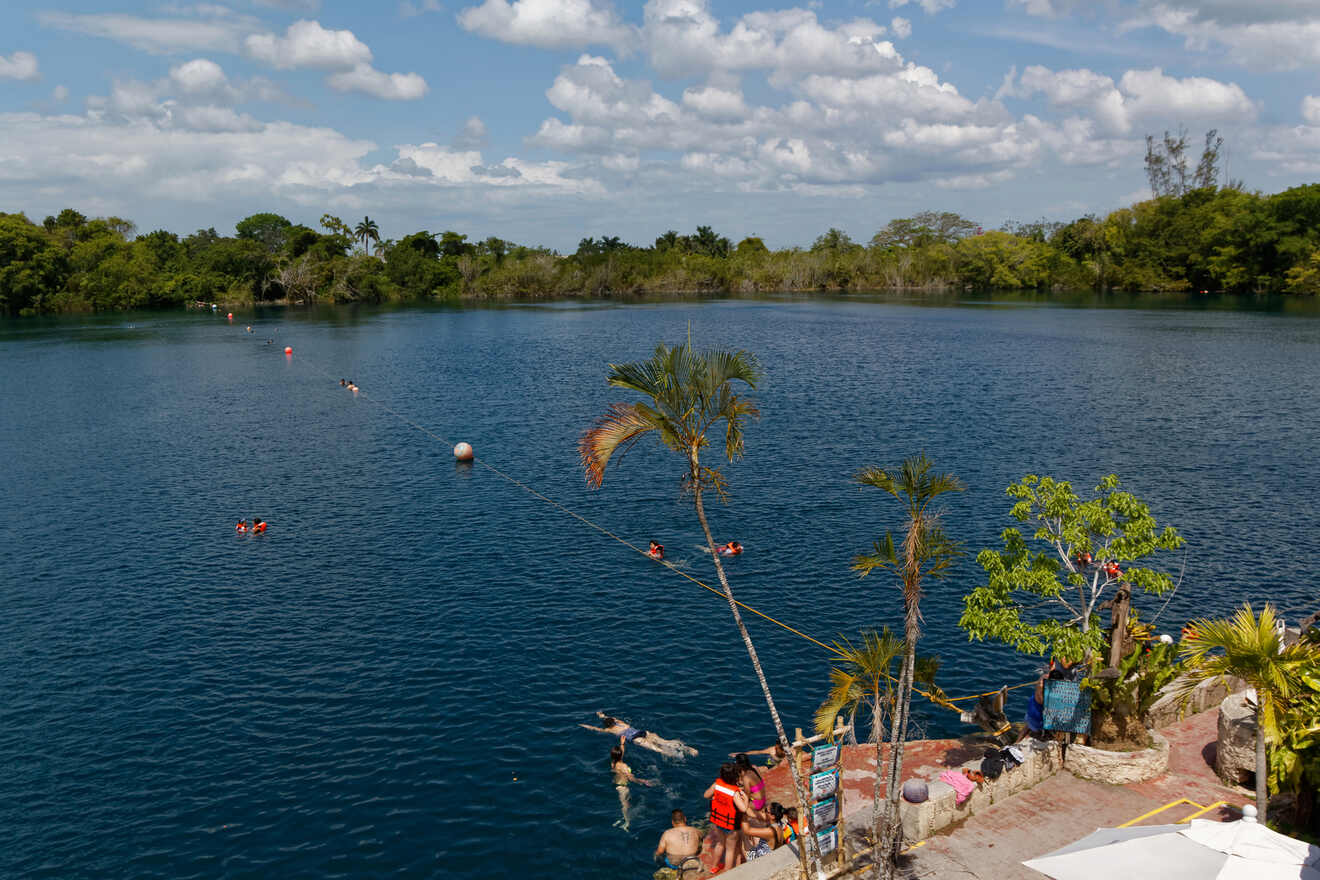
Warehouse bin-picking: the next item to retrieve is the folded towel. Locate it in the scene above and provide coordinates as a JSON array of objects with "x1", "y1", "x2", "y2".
[{"x1": 940, "y1": 769, "x2": 976, "y2": 805}]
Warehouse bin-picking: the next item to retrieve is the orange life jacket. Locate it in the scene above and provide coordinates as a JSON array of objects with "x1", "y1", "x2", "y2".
[
  {"x1": 236, "y1": 522, "x2": 246, "y2": 533},
  {"x1": 709, "y1": 781, "x2": 740, "y2": 831},
  {"x1": 254, "y1": 522, "x2": 267, "y2": 533}
]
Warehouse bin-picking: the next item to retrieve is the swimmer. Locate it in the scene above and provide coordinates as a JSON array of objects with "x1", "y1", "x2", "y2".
[
  {"x1": 246, "y1": 326, "x2": 252, "y2": 333},
  {"x1": 717, "y1": 541, "x2": 743, "y2": 557},
  {"x1": 581, "y1": 711, "x2": 697, "y2": 759},
  {"x1": 610, "y1": 739, "x2": 655, "y2": 832},
  {"x1": 654, "y1": 809, "x2": 701, "y2": 874},
  {"x1": 340, "y1": 379, "x2": 347, "y2": 387},
  {"x1": 236, "y1": 519, "x2": 248, "y2": 533},
  {"x1": 647, "y1": 541, "x2": 664, "y2": 560},
  {"x1": 251, "y1": 518, "x2": 267, "y2": 534}
]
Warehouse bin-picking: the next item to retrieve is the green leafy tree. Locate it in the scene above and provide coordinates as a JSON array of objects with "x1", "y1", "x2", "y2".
[
  {"x1": 811, "y1": 228, "x2": 858, "y2": 253},
  {"x1": 961, "y1": 475, "x2": 1184, "y2": 661},
  {"x1": 853, "y1": 453, "x2": 964, "y2": 879},
  {"x1": 1174, "y1": 604, "x2": 1320, "y2": 823},
  {"x1": 735, "y1": 236, "x2": 768, "y2": 256},
  {"x1": 578, "y1": 340, "x2": 823, "y2": 877},
  {"x1": 235, "y1": 212, "x2": 293, "y2": 254},
  {"x1": 0, "y1": 213, "x2": 68, "y2": 313}
]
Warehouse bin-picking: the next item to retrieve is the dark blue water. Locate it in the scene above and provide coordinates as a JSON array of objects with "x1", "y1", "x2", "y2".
[{"x1": 2, "y1": 295, "x2": 1317, "y2": 879}]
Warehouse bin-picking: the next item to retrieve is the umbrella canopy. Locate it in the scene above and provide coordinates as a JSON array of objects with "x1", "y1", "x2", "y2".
[{"x1": 1023, "y1": 808, "x2": 1320, "y2": 880}]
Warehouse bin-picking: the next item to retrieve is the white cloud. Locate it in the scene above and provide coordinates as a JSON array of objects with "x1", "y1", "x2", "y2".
[
  {"x1": 175, "y1": 105, "x2": 264, "y2": 133},
  {"x1": 326, "y1": 65, "x2": 429, "y2": 100},
  {"x1": 399, "y1": 0, "x2": 444, "y2": 15},
  {"x1": 890, "y1": 17, "x2": 912, "y2": 38},
  {"x1": 1123, "y1": 2, "x2": 1320, "y2": 70},
  {"x1": 245, "y1": 19, "x2": 372, "y2": 70},
  {"x1": 682, "y1": 84, "x2": 748, "y2": 120},
  {"x1": 642, "y1": 0, "x2": 897, "y2": 78},
  {"x1": 457, "y1": 0, "x2": 637, "y2": 52},
  {"x1": 888, "y1": 0, "x2": 956, "y2": 14},
  {"x1": 37, "y1": 10, "x2": 255, "y2": 55},
  {"x1": 1117, "y1": 67, "x2": 1255, "y2": 120},
  {"x1": 170, "y1": 59, "x2": 233, "y2": 97},
  {"x1": 52, "y1": 85, "x2": 69, "y2": 103},
  {"x1": 1303, "y1": 96, "x2": 1320, "y2": 125},
  {"x1": 0, "y1": 50, "x2": 40, "y2": 81},
  {"x1": 454, "y1": 116, "x2": 489, "y2": 148},
  {"x1": 1011, "y1": 65, "x2": 1130, "y2": 133}
]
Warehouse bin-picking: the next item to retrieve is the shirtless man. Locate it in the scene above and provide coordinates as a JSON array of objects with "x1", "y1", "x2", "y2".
[{"x1": 654, "y1": 809, "x2": 701, "y2": 873}]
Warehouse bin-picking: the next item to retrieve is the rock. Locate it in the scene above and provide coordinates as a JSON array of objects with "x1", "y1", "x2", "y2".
[
  {"x1": 1066, "y1": 732, "x2": 1170, "y2": 784},
  {"x1": 1216, "y1": 690, "x2": 1258, "y2": 787}
]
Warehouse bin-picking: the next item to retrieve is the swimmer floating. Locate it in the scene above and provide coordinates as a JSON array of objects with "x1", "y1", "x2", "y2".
[{"x1": 580, "y1": 711, "x2": 697, "y2": 759}]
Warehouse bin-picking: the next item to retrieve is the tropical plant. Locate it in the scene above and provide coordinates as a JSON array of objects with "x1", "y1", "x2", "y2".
[
  {"x1": 578, "y1": 339, "x2": 822, "y2": 876},
  {"x1": 353, "y1": 216, "x2": 379, "y2": 256},
  {"x1": 853, "y1": 453, "x2": 964, "y2": 880},
  {"x1": 1082, "y1": 635, "x2": 1181, "y2": 746},
  {"x1": 1174, "y1": 603, "x2": 1320, "y2": 823},
  {"x1": 814, "y1": 628, "x2": 944, "y2": 857},
  {"x1": 961, "y1": 474, "x2": 1184, "y2": 662}
]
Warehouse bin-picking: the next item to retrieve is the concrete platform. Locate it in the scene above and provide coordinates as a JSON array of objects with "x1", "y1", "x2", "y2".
[{"x1": 688, "y1": 705, "x2": 1249, "y2": 879}]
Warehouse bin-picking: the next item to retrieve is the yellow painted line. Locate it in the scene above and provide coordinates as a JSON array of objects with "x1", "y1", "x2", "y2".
[
  {"x1": 1179, "y1": 801, "x2": 1228, "y2": 822},
  {"x1": 1117, "y1": 798, "x2": 1204, "y2": 828}
]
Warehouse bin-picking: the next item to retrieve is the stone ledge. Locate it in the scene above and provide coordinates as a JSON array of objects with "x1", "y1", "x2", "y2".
[
  {"x1": 1065, "y1": 731, "x2": 1169, "y2": 784},
  {"x1": 898, "y1": 741, "x2": 1062, "y2": 842},
  {"x1": 1147, "y1": 675, "x2": 1245, "y2": 730}
]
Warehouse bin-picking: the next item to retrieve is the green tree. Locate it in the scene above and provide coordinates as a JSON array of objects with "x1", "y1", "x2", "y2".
[
  {"x1": 814, "y1": 628, "x2": 944, "y2": 857},
  {"x1": 235, "y1": 212, "x2": 293, "y2": 254},
  {"x1": 0, "y1": 213, "x2": 68, "y2": 313},
  {"x1": 811, "y1": 228, "x2": 858, "y2": 253},
  {"x1": 353, "y1": 216, "x2": 380, "y2": 256},
  {"x1": 735, "y1": 236, "x2": 768, "y2": 256},
  {"x1": 853, "y1": 453, "x2": 964, "y2": 879},
  {"x1": 1174, "y1": 604, "x2": 1320, "y2": 823},
  {"x1": 961, "y1": 475, "x2": 1184, "y2": 661},
  {"x1": 579, "y1": 340, "x2": 823, "y2": 877}
]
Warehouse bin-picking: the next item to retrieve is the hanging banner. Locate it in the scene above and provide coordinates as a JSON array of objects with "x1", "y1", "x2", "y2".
[
  {"x1": 811, "y1": 795, "x2": 838, "y2": 827},
  {"x1": 811, "y1": 742, "x2": 839, "y2": 771},
  {"x1": 810, "y1": 768, "x2": 839, "y2": 800},
  {"x1": 1042, "y1": 679, "x2": 1092, "y2": 736},
  {"x1": 816, "y1": 824, "x2": 839, "y2": 856}
]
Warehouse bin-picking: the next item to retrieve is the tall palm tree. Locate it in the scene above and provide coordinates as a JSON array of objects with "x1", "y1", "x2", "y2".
[
  {"x1": 1175, "y1": 603, "x2": 1319, "y2": 823},
  {"x1": 580, "y1": 340, "x2": 823, "y2": 876},
  {"x1": 854, "y1": 453, "x2": 964, "y2": 880},
  {"x1": 353, "y1": 216, "x2": 379, "y2": 256}
]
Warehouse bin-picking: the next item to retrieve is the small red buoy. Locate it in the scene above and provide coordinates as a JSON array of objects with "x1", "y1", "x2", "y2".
[
  {"x1": 454, "y1": 442, "x2": 474, "y2": 461},
  {"x1": 284, "y1": 346, "x2": 293, "y2": 355}
]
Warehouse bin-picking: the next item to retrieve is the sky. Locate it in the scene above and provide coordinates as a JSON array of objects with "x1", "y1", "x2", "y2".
[{"x1": 2, "y1": 0, "x2": 1319, "y2": 250}]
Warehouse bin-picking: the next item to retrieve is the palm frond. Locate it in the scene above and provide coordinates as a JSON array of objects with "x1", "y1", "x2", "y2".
[{"x1": 578, "y1": 403, "x2": 658, "y2": 487}]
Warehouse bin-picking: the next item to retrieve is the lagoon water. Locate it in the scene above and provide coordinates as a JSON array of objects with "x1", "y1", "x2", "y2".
[{"x1": 2, "y1": 293, "x2": 1318, "y2": 879}]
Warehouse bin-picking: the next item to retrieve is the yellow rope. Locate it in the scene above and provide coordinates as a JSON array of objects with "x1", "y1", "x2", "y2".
[{"x1": 273, "y1": 337, "x2": 1035, "y2": 711}]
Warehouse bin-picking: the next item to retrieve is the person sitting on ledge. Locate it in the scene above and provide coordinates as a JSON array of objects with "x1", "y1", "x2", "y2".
[{"x1": 654, "y1": 809, "x2": 701, "y2": 874}]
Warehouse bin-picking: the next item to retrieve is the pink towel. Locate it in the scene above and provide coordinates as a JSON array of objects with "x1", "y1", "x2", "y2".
[{"x1": 940, "y1": 770, "x2": 976, "y2": 805}]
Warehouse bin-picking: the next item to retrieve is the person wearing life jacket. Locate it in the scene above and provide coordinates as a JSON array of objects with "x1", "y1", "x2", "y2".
[
  {"x1": 717, "y1": 541, "x2": 743, "y2": 557},
  {"x1": 1074, "y1": 551, "x2": 1092, "y2": 568},
  {"x1": 252, "y1": 519, "x2": 267, "y2": 534},
  {"x1": 703, "y1": 763, "x2": 749, "y2": 874},
  {"x1": 236, "y1": 520, "x2": 247, "y2": 533},
  {"x1": 647, "y1": 541, "x2": 664, "y2": 560},
  {"x1": 1104, "y1": 561, "x2": 1122, "y2": 579}
]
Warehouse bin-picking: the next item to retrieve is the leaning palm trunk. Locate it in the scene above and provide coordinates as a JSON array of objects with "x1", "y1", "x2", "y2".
[
  {"x1": 1255, "y1": 702, "x2": 1268, "y2": 822},
  {"x1": 693, "y1": 482, "x2": 823, "y2": 877}
]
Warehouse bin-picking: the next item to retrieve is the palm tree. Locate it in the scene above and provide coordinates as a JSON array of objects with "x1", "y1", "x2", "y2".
[
  {"x1": 814, "y1": 628, "x2": 944, "y2": 856},
  {"x1": 580, "y1": 339, "x2": 822, "y2": 877},
  {"x1": 854, "y1": 453, "x2": 964, "y2": 880},
  {"x1": 1175, "y1": 603, "x2": 1319, "y2": 823},
  {"x1": 353, "y1": 216, "x2": 379, "y2": 256}
]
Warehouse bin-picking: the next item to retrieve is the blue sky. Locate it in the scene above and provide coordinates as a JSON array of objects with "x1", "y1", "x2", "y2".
[{"x1": 2, "y1": 0, "x2": 1319, "y2": 250}]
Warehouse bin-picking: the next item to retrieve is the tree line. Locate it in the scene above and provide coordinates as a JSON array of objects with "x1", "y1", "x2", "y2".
[{"x1": 4, "y1": 175, "x2": 1320, "y2": 315}]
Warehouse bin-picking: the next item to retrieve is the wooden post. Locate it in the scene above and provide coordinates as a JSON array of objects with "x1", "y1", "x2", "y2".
[{"x1": 1107, "y1": 584, "x2": 1131, "y2": 669}]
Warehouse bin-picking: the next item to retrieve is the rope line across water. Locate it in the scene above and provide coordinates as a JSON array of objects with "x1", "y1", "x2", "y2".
[{"x1": 251, "y1": 322, "x2": 1030, "y2": 711}]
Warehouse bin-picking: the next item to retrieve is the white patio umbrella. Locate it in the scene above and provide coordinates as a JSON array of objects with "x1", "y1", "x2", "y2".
[{"x1": 1023, "y1": 806, "x2": 1320, "y2": 880}]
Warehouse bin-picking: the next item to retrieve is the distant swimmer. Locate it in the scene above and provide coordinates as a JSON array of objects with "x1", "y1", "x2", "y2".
[
  {"x1": 251, "y1": 518, "x2": 267, "y2": 534},
  {"x1": 340, "y1": 379, "x2": 346, "y2": 387},
  {"x1": 648, "y1": 541, "x2": 664, "y2": 560},
  {"x1": 236, "y1": 520, "x2": 248, "y2": 533},
  {"x1": 246, "y1": 326, "x2": 253, "y2": 333},
  {"x1": 610, "y1": 738, "x2": 655, "y2": 831},
  {"x1": 581, "y1": 711, "x2": 697, "y2": 759},
  {"x1": 717, "y1": 541, "x2": 743, "y2": 557}
]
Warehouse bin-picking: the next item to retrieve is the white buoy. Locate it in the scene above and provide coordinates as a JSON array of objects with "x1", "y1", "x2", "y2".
[
  {"x1": 1159, "y1": 633, "x2": 1174, "y2": 645},
  {"x1": 453, "y1": 442, "x2": 474, "y2": 461}
]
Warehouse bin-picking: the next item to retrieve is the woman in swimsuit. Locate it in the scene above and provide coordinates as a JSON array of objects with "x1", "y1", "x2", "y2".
[
  {"x1": 733, "y1": 753, "x2": 772, "y2": 865},
  {"x1": 610, "y1": 739, "x2": 654, "y2": 832},
  {"x1": 581, "y1": 712, "x2": 697, "y2": 759}
]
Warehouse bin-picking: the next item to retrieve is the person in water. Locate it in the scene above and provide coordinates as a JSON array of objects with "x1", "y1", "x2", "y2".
[
  {"x1": 251, "y1": 518, "x2": 267, "y2": 534},
  {"x1": 610, "y1": 739, "x2": 654, "y2": 831},
  {"x1": 581, "y1": 712, "x2": 697, "y2": 758},
  {"x1": 703, "y1": 763, "x2": 749, "y2": 874},
  {"x1": 236, "y1": 519, "x2": 248, "y2": 533},
  {"x1": 648, "y1": 541, "x2": 664, "y2": 560},
  {"x1": 729, "y1": 742, "x2": 787, "y2": 767},
  {"x1": 717, "y1": 541, "x2": 743, "y2": 556},
  {"x1": 654, "y1": 809, "x2": 701, "y2": 874}
]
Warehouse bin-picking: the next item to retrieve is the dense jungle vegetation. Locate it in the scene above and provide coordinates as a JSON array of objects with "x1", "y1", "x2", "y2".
[{"x1": 4, "y1": 131, "x2": 1320, "y2": 314}]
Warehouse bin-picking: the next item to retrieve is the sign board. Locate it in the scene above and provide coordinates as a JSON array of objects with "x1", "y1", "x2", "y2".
[
  {"x1": 810, "y1": 768, "x2": 839, "y2": 800},
  {"x1": 816, "y1": 824, "x2": 839, "y2": 856},
  {"x1": 811, "y1": 742, "x2": 839, "y2": 771},
  {"x1": 811, "y1": 795, "x2": 837, "y2": 827},
  {"x1": 1042, "y1": 679, "x2": 1092, "y2": 736}
]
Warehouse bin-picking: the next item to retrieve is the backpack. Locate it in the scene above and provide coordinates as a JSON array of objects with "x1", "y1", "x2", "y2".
[{"x1": 980, "y1": 749, "x2": 1004, "y2": 781}]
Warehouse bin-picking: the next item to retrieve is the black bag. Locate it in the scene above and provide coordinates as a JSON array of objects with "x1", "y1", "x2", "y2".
[{"x1": 980, "y1": 749, "x2": 1004, "y2": 781}]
